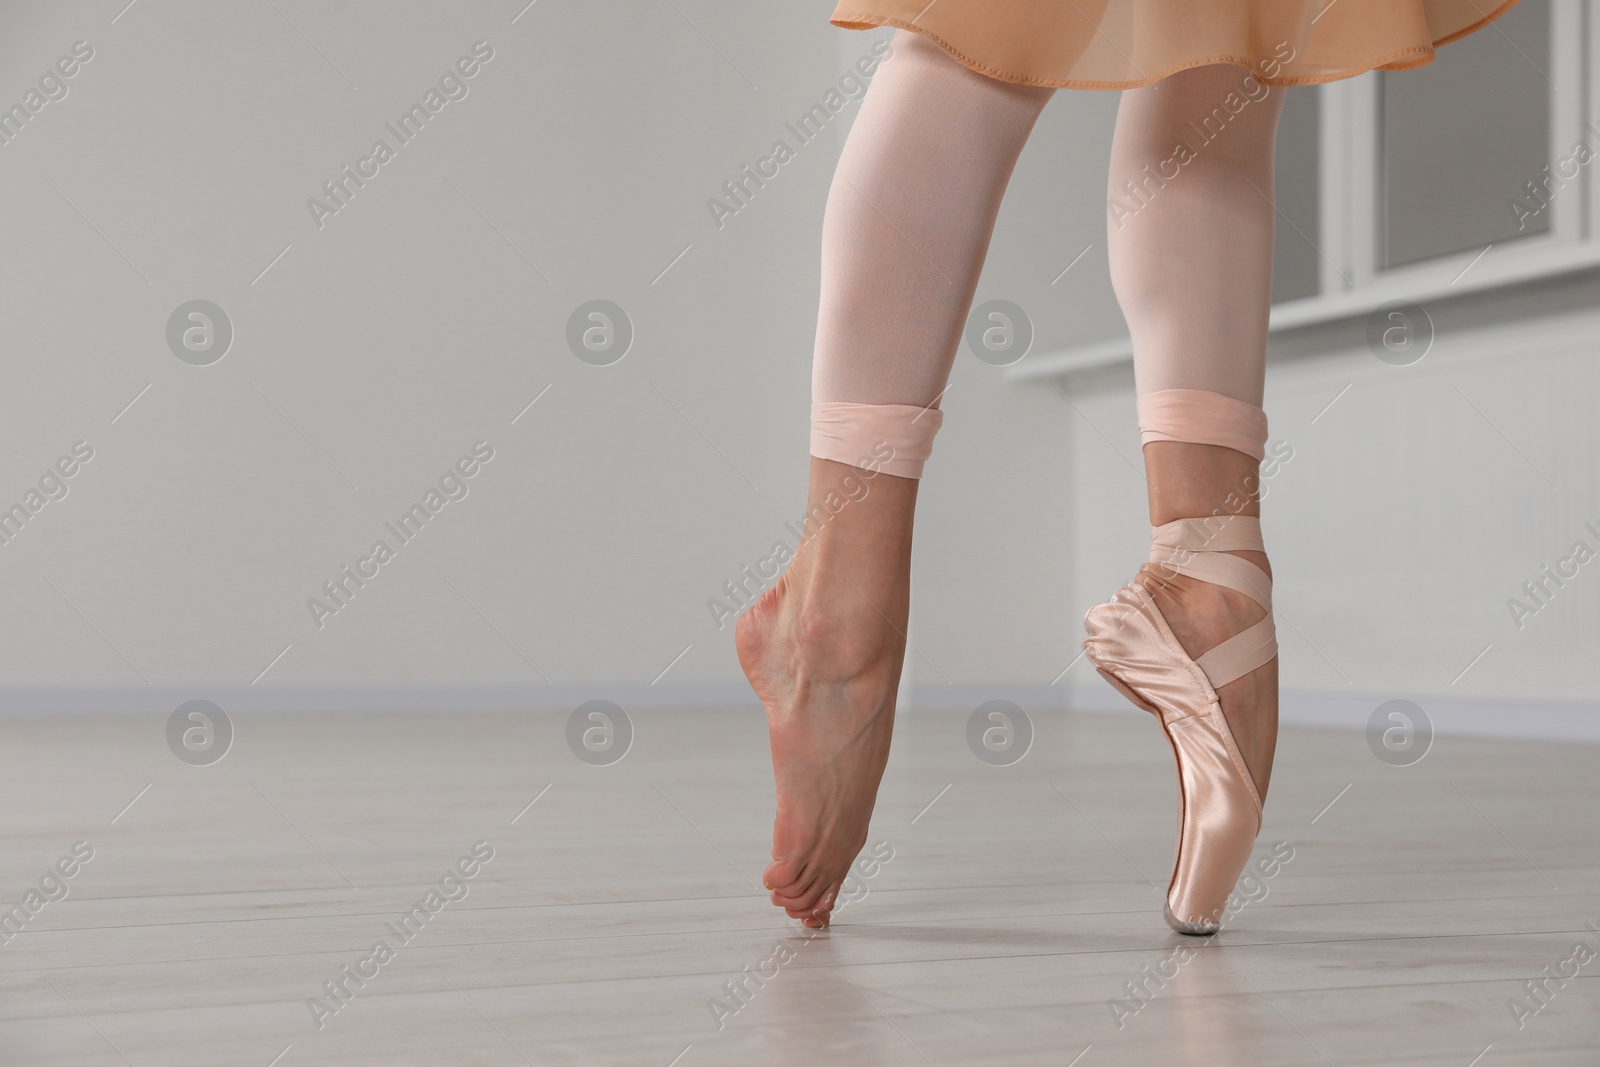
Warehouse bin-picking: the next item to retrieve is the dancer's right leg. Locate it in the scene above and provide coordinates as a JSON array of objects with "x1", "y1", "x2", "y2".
[
  {"x1": 1104, "y1": 62, "x2": 1286, "y2": 804},
  {"x1": 737, "y1": 30, "x2": 1051, "y2": 927},
  {"x1": 1084, "y1": 62, "x2": 1286, "y2": 935}
]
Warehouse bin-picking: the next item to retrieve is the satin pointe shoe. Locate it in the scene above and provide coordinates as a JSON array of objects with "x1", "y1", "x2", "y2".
[{"x1": 1081, "y1": 514, "x2": 1277, "y2": 935}]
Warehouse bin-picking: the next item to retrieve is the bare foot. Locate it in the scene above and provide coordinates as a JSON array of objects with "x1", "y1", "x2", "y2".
[
  {"x1": 1134, "y1": 554, "x2": 1278, "y2": 801},
  {"x1": 735, "y1": 459, "x2": 915, "y2": 928}
]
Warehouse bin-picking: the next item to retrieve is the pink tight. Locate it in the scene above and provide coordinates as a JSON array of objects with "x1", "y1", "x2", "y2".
[{"x1": 809, "y1": 30, "x2": 1286, "y2": 476}]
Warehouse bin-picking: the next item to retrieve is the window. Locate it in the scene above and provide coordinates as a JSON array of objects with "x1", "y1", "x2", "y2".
[
  {"x1": 1379, "y1": 0, "x2": 1553, "y2": 268},
  {"x1": 1015, "y1": 0, "x2": 1596, "y2": 380}
]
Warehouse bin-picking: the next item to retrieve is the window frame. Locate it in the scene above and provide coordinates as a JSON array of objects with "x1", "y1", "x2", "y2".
[{"x1": 1011, "y1": 0, "x2": 1596, "y2": 382}]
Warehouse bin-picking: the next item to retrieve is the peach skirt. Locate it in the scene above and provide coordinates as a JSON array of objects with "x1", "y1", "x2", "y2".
[{"x1": 828, "y1": 0, "x2": 1524, "y2": 89}]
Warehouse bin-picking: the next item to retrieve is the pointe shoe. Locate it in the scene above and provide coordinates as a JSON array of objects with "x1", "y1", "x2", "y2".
[{"x1": 1082, "y1": 515, "x2": 1277, "y2": 936}]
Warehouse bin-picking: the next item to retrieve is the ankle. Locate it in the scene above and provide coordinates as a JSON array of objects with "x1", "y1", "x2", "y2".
[
  {"x1": 759, "y1": 548, "x2": 897, "y2": 667},
  {"x1": 778, "y1": 527, "x2": 907, "y2": 631},
  {"x1": 1137, "y1": 566, "x2": 1263, "y2": 630},
  {"x1": 789, "y1": 588, "x2": 902, "y2": 672}
]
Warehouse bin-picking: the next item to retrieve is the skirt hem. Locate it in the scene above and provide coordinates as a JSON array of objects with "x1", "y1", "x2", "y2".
[{"x1": 830, "y1": 0, "x2": 1524, "y2": 90}]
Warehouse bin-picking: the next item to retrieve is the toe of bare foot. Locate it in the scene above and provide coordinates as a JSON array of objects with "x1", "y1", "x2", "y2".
[
  {"x1": 768, "y1": 870, "x2": 826, "y2": 912},
  {"x1": 762, "y1": 854, "x2": 805, "y2": 894},
  {"x1": 794, "y1": 889, "x2": 836, "y2": 928},
  {"x1": 800, "y1": 881, "x2": 841, "y2": 927}
]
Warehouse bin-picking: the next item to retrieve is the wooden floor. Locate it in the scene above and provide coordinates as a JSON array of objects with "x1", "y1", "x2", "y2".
[{"x1": 1, "y1": 706, "x2": 1596, "y2": 1066}]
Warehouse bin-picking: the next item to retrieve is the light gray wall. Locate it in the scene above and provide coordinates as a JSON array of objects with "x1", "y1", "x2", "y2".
[
  {"x1": 896, "y1": 44, "x2": 1117, "y2": 704},
  {"x1": 0, "y1": 3, "x2": 1109, "y2": 710},
  {"x1": 1056, "y1": 275, "x2": 1600, "y2": 737},
  {"x1": 4, "y1": 3, "x2": 1593, "y2": 738}
]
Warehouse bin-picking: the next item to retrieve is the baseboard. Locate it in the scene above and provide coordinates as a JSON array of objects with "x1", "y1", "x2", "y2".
[
  {"x1": 2, "y1": 679, "x2": 1596, "y2": 742},
  {"x1": 0, "y1": 682, "x2": 755, "y2": 716},
  {"x1": 0, "y1": 681, "x2": 1073, "y2": 717}
]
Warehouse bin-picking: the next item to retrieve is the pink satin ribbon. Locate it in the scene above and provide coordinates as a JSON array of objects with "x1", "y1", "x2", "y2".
[
  {"x1": 809, "y1": 401, "x2": 944, "y2": 479},
  {"x1": 1137, "y1": 388, "x2": 1267, "y2": 461}
]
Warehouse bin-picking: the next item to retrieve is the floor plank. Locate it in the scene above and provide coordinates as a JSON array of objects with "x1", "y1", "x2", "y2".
[{"x1": 0, "y1": 708, "x2": 1595, "y2": 1065}]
